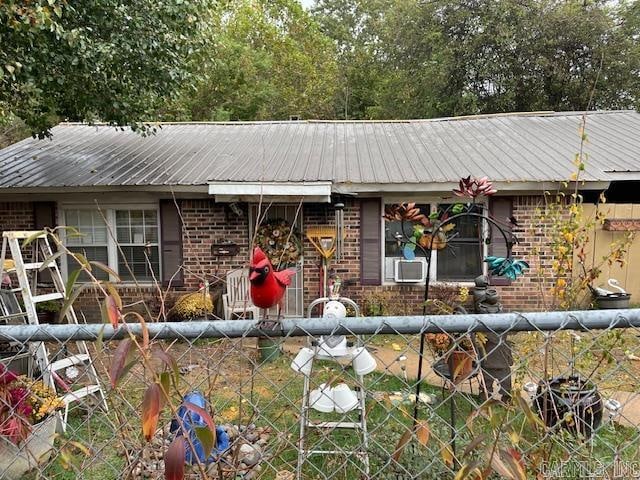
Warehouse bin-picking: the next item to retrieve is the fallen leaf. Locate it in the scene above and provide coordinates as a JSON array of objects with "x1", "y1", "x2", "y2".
[{"x1": 416, "y1": 421, "x2": 430, "y2": 446}]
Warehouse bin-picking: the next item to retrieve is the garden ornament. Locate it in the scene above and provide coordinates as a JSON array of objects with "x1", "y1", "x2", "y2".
[
  {"x1": 318, "y1": 300, "x2": 348, "y2": 352},
  {"x1": 249, "y1": 246, "x2": 296, "y2": 329},
  {"x1": 169, "y1": 391, "x2": 229, "y2": 464}
]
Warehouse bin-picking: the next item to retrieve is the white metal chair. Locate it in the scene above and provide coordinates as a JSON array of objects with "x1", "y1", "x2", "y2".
[{"x1": 222, "y1": 269, "x2": 260, "y2": 320}]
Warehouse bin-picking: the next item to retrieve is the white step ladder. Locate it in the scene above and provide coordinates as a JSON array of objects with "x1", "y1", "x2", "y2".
[
  {"x1": 0, "y1": 231, "x2": 108, "y2": 430},
  {"x1": 297, "y1": 297, "x2": 370, "y2": 479}
]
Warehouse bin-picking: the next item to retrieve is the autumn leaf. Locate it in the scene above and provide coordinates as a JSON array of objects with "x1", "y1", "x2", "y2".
[
  {"x1": 180, "y1": 401, "x2": 217, "y2": 451},
  {"x1": 152, "y1": 348, "x2": 180, "y2": 386},
  {"x1": 109, "y1": 338, "x2": 136, "y2": 388},
  {"x1": 142, "y1": 383, "x2": 161, "y2": 441},
  {"x1": 391, "y1": 429, "x2": 412, "y2": 463},
  {"x1": 103, "y1": 295, "x2": 121, "y2": 328},
  {"x1": 442, "y1": 443, "x2": 455, "y2": 467},
  {"x1": 416, "y1": 421, "x2": 430, "y2": 446},
  {"x1": 165, "y1": 436, "x2": 186, "y2": 480}
]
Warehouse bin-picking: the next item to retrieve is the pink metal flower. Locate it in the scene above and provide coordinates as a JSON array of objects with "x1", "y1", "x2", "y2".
[{"x1": 453, "y1": 176, "x2": 498, "y2": 198}]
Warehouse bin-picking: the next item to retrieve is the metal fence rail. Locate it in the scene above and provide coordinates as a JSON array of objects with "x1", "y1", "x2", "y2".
[
  {"x1": 1, "y1": 309, "x2": 640, "y2": 479},
  {"x1": 1, "y1": 308, "x2": 639, "y2": 341}
]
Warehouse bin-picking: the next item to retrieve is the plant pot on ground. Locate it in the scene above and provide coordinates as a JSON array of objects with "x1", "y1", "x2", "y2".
[
  {"x1": 0, "y1": 365, "x2": 64, "y2": 479},
  {"x1": 36, "y1": 300, "x2": 61, "y2": 324},
  {"x1": 533, "y1": 375, "x2": 603, "y2": 438}
]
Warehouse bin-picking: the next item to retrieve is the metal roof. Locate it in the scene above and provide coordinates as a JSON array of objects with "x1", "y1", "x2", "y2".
[{"x1": 1, "y1": 110, "x2": 639, "y2": 192}]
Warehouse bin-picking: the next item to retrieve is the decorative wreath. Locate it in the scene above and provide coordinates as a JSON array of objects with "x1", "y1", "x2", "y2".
[{"x1": 254, "y1": 220, "x2": 302, "y2": 268}]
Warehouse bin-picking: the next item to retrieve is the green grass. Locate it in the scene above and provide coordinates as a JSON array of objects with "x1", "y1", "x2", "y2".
[{"x1": 24, "y1": 344, "x2": 640, "y2": 479}]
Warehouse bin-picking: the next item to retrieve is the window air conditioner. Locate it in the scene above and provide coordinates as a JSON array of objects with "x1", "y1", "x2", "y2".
[{"x1": 394, "y1": 259, "x2": 426, "y2": 283}]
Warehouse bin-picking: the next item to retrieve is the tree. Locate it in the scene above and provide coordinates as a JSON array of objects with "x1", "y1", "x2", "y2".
[
  {"x1": 171, "y1": 0, "x2": 339, "y2": 121},
  {"x1": 314, "y1": 0, "x2": 640, "y2": 120},
  {"x1": 312, "y1": 0, "x2": 393, "y2": 119},
  {"x1": 1, "y1": 0, "x2": 211, "y2": 137}
]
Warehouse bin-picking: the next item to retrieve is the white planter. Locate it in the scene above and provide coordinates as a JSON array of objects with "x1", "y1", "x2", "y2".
[{"x1": 0, "y1": 414, "x2": 58, "y2": 479}]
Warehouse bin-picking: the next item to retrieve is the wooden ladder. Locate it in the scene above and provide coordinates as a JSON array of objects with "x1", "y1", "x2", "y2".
[{"x1": 0, "y1": 231, "x2": 108, "y2": 430}]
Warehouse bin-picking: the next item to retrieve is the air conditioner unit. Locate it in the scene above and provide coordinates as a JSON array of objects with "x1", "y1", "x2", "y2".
[{"x1": 394, "y1": 259, "x2": 426, "y2": 283}]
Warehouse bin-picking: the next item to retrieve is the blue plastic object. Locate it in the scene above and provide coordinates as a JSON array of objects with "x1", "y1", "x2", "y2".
[
  {"x1": 170, "y1": 391, "x2": 229, "y2": 464},
  {"x1": 402, "y1": 244, "x2": 416, "y2": 260}
]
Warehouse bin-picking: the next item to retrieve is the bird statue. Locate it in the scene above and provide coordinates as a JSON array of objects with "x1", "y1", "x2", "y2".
[
  {"x1": 593, "y1": 279, "x2": 627, "y2": 297},
  {"x1": 249, "y1": 246, "x2": 296, "y2": 329},
  {"x1": 608, "y1": 278, "x2": 627, "y2": 294}
]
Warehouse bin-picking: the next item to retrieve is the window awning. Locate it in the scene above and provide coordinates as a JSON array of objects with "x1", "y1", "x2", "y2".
[{"x1": 208, "y1": 181, "x2": 332, "y2": 203}]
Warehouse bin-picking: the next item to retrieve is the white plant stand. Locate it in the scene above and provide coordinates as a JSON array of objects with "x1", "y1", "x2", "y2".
[{"x1": 296, "y1": 297, "x2": 370, "y2": 480}]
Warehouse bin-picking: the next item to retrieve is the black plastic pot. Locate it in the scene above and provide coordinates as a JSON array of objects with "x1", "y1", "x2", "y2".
[
  {"x1": 594, "y1": 293, "x2": 631, "y2": 309},
  {"x1": 533, "y1": 375, "x2": 602, "y2": 438}
]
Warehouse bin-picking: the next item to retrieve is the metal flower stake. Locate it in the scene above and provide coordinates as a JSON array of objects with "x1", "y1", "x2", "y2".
[{"x1": 383, "y1": 176, "x2": 529, "y2": 461}]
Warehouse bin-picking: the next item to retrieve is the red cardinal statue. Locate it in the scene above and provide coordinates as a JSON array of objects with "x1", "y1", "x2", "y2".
[{"x1": 249, "y1": 247, "x2": 296, "y2": 326}]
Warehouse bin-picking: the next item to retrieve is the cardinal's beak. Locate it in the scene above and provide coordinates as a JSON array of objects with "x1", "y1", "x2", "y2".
[{"x1": 249, "y1": 268, "x2": 259, "y2": 282}]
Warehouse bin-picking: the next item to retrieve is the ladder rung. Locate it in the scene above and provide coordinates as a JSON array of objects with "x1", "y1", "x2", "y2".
[
  {"x1": 61, "y1": 385, "x2": 103, "y2": 405},
  {"x1": 0, "y1": 312, "x2": 28, "y2": 322},
  {"x1": 48, "y1": 354, "x2": 91, "y2": 372},
  {"x1": 2, "y1": 231, "x2": 47, "y2": 240},
  {"x1": 307, "y1": 421, "x2": 362, "y2": 429},
  {"x1": 24, "y1": 262, "x2": 45, "y2": 271},
  {"x1": 33, "y1": 292, "x2": 64, "y2": 303}
]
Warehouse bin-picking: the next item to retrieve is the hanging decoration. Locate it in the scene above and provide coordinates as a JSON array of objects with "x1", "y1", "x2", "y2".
[
  {"x1": 254, "y1": 220, "x2": 301, "y2": 268},
  {"x1": 484, "y1": 256, "x2": 529, "y2": 280}
]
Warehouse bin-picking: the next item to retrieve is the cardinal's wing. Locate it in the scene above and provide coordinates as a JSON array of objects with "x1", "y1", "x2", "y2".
[{"x1": 274, "y1": 268, "x2": 297, "y2": 287}]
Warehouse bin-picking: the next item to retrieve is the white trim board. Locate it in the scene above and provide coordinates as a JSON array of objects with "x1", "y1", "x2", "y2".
[{"x1": 208, "y1": 182, "x2": 332, "y2": 203}]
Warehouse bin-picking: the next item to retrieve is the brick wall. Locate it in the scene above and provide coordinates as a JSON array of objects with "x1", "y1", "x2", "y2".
[
  {"x1": 180, "y1": 199, "x2": 250, "y2": 289},
  {"x1": 302, "y1": 196, "x2": 556, "y2": 314},
  {"x1": 0, "y1": 202, "x2": 34, "y2": 233},
  {"x1": 0, "y1": 195, "x2": 559, "y2": 321},
  {"x1": 495, "y1": 195, "x2": 555, "y2": 311}
]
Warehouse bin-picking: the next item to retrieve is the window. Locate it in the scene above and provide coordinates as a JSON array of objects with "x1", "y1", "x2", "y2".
[
  {"x1": 65, "y1": 210, "x2": 109, "y2": 281},
  {"x1": 435, "y1": 204, "x2": 483, "y2": 282},
  {"x1": 383, "y1": 202, "x2": 484, "y2": 283},
  {"x1": 64, "y1": 207, "x2": 160, "y2": 282},
  {"x1": 116, "y1": 210, "x2": 159, "y2": 281}
]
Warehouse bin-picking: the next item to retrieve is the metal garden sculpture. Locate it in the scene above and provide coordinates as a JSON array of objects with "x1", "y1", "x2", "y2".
[{"x1": 383, "y1": 176, "x2": 529, "y2": 459}]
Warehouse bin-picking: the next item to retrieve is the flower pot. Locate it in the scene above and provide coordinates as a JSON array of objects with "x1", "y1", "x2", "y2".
[
  {"x1": 594, "y1": 293, "x2": 630, "y2": 309},
  {"x1": 533, "y1": 376, "x2": 603, "y2": 438},
  {"x1": 257, "y1": 338, "x2": 281, "y2": 362},
  {"x1": 0, "y1": 414, "x2": 58, "y2": 479},
  {"x1": 37, "y1": 311, "x2": 56, "y2": 324}
]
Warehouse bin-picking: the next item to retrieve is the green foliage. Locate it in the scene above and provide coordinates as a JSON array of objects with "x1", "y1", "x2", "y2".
[
  {"x1": 168, "y1": 0, "x2": 339, "y2": 121},
  {"x1": 36, "y1": 300, "x2": 61, "y2": 314},
  {"x1": 313, "y1": 0, "x2": 640, "y2": 119},
  {"x1": 0, "y1": 0, "x2": 212, "y2": 137}
]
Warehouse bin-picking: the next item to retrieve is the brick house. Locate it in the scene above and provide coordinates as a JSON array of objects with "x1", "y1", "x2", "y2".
[{"x1": 1, "y1": 111, "x2": 639, "y2": 318}]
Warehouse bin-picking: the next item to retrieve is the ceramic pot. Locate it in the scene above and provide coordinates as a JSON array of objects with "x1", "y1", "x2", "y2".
[
  {"x1": 0, "y1": 414, "x2": 58, "y2": 479},
  {"x1": 533, "y1": 376, "x2": 603, "y2": 438},
  {"x1": 483, "y1": 289, "x2": 499, "y2": 305}
]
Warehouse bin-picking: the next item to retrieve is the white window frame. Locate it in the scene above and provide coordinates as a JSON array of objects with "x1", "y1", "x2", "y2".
[
  {"x1": 60, "y1": 204, "x2": 161, "y2": 284},
  {"x1": 381, "y1": 198, "x2": 488, "y2": 286}
]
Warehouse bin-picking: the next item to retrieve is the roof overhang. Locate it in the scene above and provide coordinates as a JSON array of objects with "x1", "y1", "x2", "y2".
[
  {"x1": 333, "y1": 180, "x2": 611, "y2": 195},
  {"x1": 208, "y1": 181, "x2": 332, "y2": 203}
]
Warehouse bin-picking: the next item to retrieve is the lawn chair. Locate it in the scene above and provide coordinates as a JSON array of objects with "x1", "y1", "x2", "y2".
[{"x1": 222, "y1": 269, "x2": 260, "y2": 320}]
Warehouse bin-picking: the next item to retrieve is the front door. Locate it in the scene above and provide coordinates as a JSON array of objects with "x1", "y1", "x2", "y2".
[{"x1": 250, "y1": 204, "x2": 304, "y2": 317}]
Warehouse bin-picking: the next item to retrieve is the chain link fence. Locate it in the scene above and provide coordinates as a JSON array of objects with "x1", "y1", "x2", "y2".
[{"x1": 1, "y1": 307, "x2": 640, "y2": 479}]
